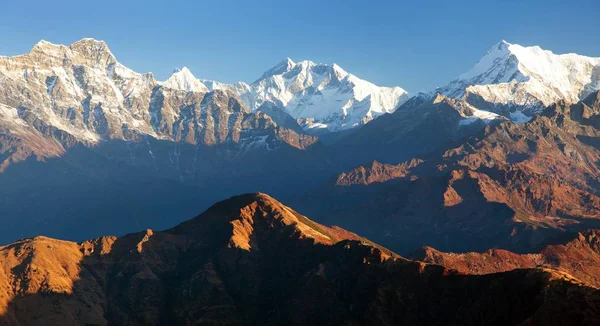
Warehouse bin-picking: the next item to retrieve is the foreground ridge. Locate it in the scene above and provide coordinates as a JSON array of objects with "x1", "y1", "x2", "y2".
[{"x1": 0, "y1": 193, "x2": 599, "y2": 325}]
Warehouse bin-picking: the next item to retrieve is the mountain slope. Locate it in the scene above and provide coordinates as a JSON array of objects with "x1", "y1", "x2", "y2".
[
  {"x1": 295, "y1": 91, "x2": 600, "y2": 254},
  {"x1": 0, "y1": 193, "x2": 599, "y2": 325},
  {"x1": 411, "y1": 229, "x2": 600, "y2": 288},
  {"x1": 437, "y1": 40, "x2": 600, "y2": 119}
]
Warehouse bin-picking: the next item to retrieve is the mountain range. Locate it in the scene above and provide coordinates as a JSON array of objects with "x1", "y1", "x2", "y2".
[
  {"x1": 0, "y1": 38, "x2": 600, "y2": 246},
  {"x1": 2, "y1": 37, "x2": 600, "y2": 324}
]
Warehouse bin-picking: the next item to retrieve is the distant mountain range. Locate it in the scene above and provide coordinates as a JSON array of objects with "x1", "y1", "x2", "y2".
[{"x1": 0, "y1": 38, "x2": 599, "y2": 251}]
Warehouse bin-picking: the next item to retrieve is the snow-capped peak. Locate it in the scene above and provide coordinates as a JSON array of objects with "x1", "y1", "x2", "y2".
[
  {"x1": 256, "y1": 57, "x2": 297, "y2": 82},
  {"x1": 163, "y1": 67, "x2": 209, "y2": 93},
  {"x1": 242, "y1": 58, "x2": 409, "y2": 133},
  {"x1": 438, "y1": 40, "x2": 600, "y2": 121},
  {"x1": 281, "y1": 57, "x2": 295, "y2": 68},
  {"x1": 456, "y1": 40, "x2": 515, "y2": 82},
  {"x1": 174, "y1": 66, "x2": 191, "y2": 73},
  {"x1": 202, "y1": 57, "x2": 408, "y2": 133}
]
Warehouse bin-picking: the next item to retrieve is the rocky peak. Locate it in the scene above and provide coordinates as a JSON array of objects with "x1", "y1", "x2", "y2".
[
  {"x1": 201, "y1": 89, "x2": 248, "y2": 113},
  {"x1": 69, "y1": 38, "x2": 110, "y2": 51},
  {"x1": 335, "y1": 160, "x2": 417, "y2": 186},
  {"x1": 411, "y1": 228, "x2": 600, "y2": 288},
  {"x1": 68, "y1": 38, "x2": 117, "y2": 68},
  {"x1": 170, "y1": 193, "x2": 352, "y2": 253},
  {"x1": 540, "y1": 94, "x2": 600, "y2": 126}
]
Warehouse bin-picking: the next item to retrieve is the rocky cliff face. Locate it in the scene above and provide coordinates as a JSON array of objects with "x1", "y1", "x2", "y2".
[{"x1": 0, "y1": 193, "x2": 598, "y2": 326}]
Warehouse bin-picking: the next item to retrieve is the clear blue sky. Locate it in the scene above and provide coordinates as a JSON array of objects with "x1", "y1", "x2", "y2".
[{"x1": 1, "y1": 0, "x2": 598, "y2": 92}]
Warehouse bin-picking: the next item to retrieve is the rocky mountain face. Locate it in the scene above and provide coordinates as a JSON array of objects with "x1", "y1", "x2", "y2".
[
  {"x1": 294, "y1": 91, "x2": 600, "y2": 254},
  {"x1": 0, "y1": 193, "x2": 599, "y2": 326},
  {"x1": 436, "y1": 40, "x2": 600, "y2": 121},
  {"x1": 410, "y1": 229, "x2": 600, "y2": 288},
  {"x1": 207, "y1": 58, "x2": 409, "y2": 133}
]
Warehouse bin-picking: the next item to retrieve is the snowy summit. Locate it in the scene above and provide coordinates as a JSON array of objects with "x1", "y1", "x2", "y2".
[
  {"x1": 437, "y1": 40, "x2": 600, "y2": 118},
  {"x1": 208, "y1": 58, "x2": 410, "y2": 133}
]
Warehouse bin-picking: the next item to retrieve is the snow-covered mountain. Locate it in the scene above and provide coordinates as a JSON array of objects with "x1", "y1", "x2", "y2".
[
  {"x1": 437, "y1": 40, "x2": 600, "y2": 119},
  {"x1": 0, "y1": 38, "x2": 322, "y2": 172},
  {"x1": 206, "y1": 58, "x2": 409, "y2": 133},
  {"x1": 0, "y1": 37, "x2": 409, "y2": 167}
]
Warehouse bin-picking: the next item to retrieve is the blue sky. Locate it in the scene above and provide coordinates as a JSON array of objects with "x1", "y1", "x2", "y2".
[{"x1": 1, "y1": 0, "x2": 599, "y2": 92}]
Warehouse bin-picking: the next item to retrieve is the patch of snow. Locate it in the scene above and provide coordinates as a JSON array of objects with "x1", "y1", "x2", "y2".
[
  {"x1": 0, "y1": 103, "x2": 28, "y2": 128},
  {"x1": 460, "y1": 107, "x2": 501, "y2": 126},
  {"x1": 509, "y1": 110, "x2": 532, "y2": 124}
]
